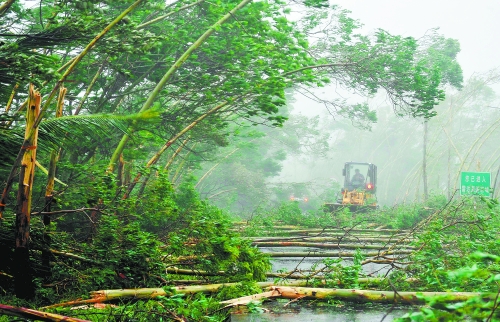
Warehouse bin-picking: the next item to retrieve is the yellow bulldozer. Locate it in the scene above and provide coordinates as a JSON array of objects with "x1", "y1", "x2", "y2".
[{"x1": 324, "y1": 162, "x2": 378, "y2": 213}]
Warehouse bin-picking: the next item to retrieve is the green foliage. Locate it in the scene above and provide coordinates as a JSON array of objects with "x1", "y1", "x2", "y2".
[
  {"x1": 308, "y1": 249, "x2": 364, "y2": 288},
  {"x1": 404, "y1": 197, "x2": 500, "y2": 291},
  {"x1": 215, "y1": 281, "x2": 263, "y2": 301},
  {"x1": 371, "y1": 194, "x2": 447, "y2": 229},
  {"x1": 135, "y1": 173, "x2": 272, "y2": 282},
  {"x1": 397, "y1": 252, "x2": 500, "y2": 321}
]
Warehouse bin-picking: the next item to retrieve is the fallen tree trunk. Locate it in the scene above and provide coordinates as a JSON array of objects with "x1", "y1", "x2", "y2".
[
  {"x1": 247, "y1": 236, "x2": 415, "y2": 243},
  {"x1": 253, "y1": 241, "x2": 415, "y2": 250},
  {"x1": 0, "y1": 304, "x2": 90, "y2": 322},
  {"x1": 255, "y1": 232, "x2": 409, "y2": 239},
  {"x1": 42, "y1": 277, "x2": 448, "y2": 310},
  {"x1": 264, "y1": 250, "x2": 413, "y2": 257},
  {"x1": 42, "y1": 288, "x2": 171, "y2": 309},
  {"x1": 268, "y1": 286, "x2": 490, "y2": 304},
  {"x1": 236, "y1": 226, "x2": 406, "y2": 233},
  {"x1": 220, "y1": 290, "x2": 280, "y2": 307},
  {"x1": 165, "y1": 267, "x2": 223, "y2": 276},
  {"x1": 165, "y1": 267, "x2": 410, "y2": 280}
]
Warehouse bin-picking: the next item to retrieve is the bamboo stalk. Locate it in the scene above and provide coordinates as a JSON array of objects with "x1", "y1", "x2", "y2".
[
  {"x1": 74, "y1": 60, "x2": 107, "y2": 115},
  {"x1": 164, "y1": 136, "x2": 191, "y2": 170},
  {"x1": 108, "y1": 0, "x2": 253, "y2": 172},
  {"x1": 42, "y1": 86, "x2": 66, "y2": 278},
  {"x1": 35, "y1": 161, "x2": 67, "y2": 186},
  {"x1": 135, "y1": 135, "x2": 191, "y2": 199},
  {"x1": 4, "y1": 83, "x2": 18, "y2": 112},
  {"x1": 136, "y1": 0, "x2": 205, "y2": 29},
  {"x1": 122, "y1": 101, "x2": 231, "y2": 199},
  {"x1": 171, "y1": 142, "x2": 197, "y2": 184},
  {"x1": 195, "y1": 143, "x2": 249, "y2": 188}
]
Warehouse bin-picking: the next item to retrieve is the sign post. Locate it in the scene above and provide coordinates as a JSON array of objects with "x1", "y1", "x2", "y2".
[{"x1": 460, "y1": 172, "x2": 491, "y2": 196}]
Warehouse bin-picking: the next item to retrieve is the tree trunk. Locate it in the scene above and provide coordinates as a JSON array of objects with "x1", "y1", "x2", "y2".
[
  {"x1": 42, "y1": 86, "x2": 66, "y2": 279},
  {"x1": 422, "y1": 120, "x2": 428, "y2": 202},
  {"x1": 264, "y1": 250, "x2": 412, "y2": 258},
  {"x1": 14, "y1": 84, "x2": 40, "y2": 298},
  {"x1": 122, "y1": 101, "x2": 231, "y2": 199},
  {"x1": 43, "y1": 285, "x2": 492, "y2": 309},
  {"x1": 248, "y1": 236, "x2": 414, "y2": 243},
  {"x1": 0, "y1": 0, "x2": 15, "y2": 17},
  {"x1": 252, "y1": 241, "x2": 414, "y2": 250},
  {"x1": 268, "y1": 286, "x2": 489, "y2": 304}
]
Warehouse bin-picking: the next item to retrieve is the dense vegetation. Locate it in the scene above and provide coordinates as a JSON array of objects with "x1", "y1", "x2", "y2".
[{"x1": 0, "y1": 0, "x2": 498, "y2": 321}]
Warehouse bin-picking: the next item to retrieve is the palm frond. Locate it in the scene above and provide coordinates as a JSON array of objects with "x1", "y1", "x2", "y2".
[
  {"x1": 0, "y1": 110, "x2": 160, "y2": 172},
  {"x1": 38, "y1": 110, "x2": 161, "y2": 150}
]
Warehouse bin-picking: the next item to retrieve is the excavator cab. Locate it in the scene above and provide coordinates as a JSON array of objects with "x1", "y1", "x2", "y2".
[{"x1": 324, "y1": 162, "x2": 378, "y2": 213}]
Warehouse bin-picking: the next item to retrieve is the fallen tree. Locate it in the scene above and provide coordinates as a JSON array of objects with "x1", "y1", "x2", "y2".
[
  {"x1": 41, "y1": 284, "x2": 493, "y2": 310},
  {"x1": 266, "y1": 286, "x2": 492, "y2": 304},
  {"x1": 253, "y1": 241, "x2": 415, "y2": 250},
  {"x1": 0, "y1": 304, "x2": 91, "y2": 322},
  {"x1": 248, "y1": 236, "x2": 415, "y2": 243},
  {"x1": 264, "y1": 250, "x2": 413, "y2": 257}
]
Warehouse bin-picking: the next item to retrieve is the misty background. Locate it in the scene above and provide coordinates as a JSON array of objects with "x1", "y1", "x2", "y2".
[{"x1": 192, "y1": 1, "x2": 500, "y2": 214}]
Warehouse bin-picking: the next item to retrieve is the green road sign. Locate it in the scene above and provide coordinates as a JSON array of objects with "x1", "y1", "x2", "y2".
[{"x1": 460, "y1": 172, "x2": 491, "y2": 196}]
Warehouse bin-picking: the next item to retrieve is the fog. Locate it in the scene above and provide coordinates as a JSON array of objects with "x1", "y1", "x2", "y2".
[{"x1": 274, "y1": 1, "x2": 500, "y2": 207}]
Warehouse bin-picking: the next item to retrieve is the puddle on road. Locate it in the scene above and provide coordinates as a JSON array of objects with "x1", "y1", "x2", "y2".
[
  {"x1": 232, "y1": 246, "x2": 409, "y2": 321},
  {"x1": 260, "y1": 247, "x2": 393, "y2": 276},
  {"x1": 231, "y1": 301, "x2": 410, "y2": 321}
]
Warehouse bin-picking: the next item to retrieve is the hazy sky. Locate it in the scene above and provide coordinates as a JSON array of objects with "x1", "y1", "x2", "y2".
[
  {"x1": 278, "y1": 2, "x2": 500, "y2": 203},
  {"x1": 332, "y1": 0, "x2": 500, "y2": 78}
]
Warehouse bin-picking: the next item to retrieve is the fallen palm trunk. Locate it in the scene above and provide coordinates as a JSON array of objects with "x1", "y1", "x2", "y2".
[
  {"x1": 0, "y1": 304, "x2": 90, "y2": 322},
  {"x1": 264, "y1": 250, "x2": 413, "y2": 257},
  {"x1": 253, "y1": 241, "x2": 415, "y2": 250},
  {"x1": 266, "y1": 286, "x2": 490, "y2": 304}
]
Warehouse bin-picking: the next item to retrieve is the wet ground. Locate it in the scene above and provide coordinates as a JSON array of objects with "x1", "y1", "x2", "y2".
[
  {"x1": 260, "y1": 246, "x2": 393, "y2": 276},
  {"x1": 231, "y1": 243, "x2": 412, "y2": 321},
  {"x1": 231, "y1": 300, "x2": 410, "y2": 321}
]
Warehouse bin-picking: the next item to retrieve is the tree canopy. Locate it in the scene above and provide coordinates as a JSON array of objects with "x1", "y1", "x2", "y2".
[{"x1": 0, "y1": 0, "x2": 464, "y2": 302}]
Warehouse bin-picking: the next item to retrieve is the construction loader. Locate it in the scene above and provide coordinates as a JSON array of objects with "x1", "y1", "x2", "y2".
[{"x1": 324, "y1": 162, "x2": 378, "y2": 213}]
